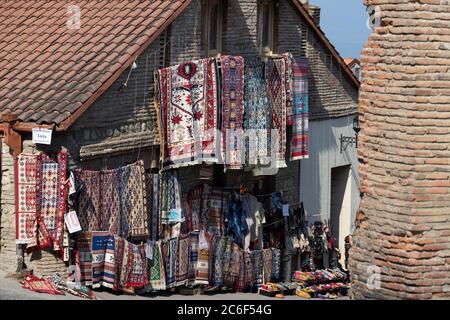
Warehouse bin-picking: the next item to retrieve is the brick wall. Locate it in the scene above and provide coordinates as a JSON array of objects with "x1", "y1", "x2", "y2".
[{"x1": 349, "y1": 0, "x2": 450, "y2": 299}]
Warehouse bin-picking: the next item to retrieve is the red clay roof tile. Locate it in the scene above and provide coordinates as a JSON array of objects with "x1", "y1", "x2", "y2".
[{"x1": 0, "y1": 0, "x2": 191, "y2": 127}]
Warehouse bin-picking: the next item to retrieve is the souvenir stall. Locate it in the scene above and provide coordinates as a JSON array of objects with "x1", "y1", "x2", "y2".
[{"x1": 14, "y1": 51, "x2": 348, "y2": 299}]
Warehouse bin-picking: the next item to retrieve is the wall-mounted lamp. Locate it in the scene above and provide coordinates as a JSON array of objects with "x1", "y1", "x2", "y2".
[{"x1": 340, "y1": 116, "x2": 360, "y2": 153}]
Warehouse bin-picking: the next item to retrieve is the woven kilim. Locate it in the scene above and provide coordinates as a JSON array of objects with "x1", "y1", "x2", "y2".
[
  {"x1": 15, "y1": 153, "x2": 41, "y2": 244},
  {"x1": 146, "y1": 241, "x2": 166, "y2": 291},
  {"x1": 219, "y1": 55, "x2": 245, "y2": 169},
  {"x1": 176, "y1": 235, "x2": 190, "y2": 286},
  {"x1": 267, "y1": 58, "x2": 287, "y2": 168}
]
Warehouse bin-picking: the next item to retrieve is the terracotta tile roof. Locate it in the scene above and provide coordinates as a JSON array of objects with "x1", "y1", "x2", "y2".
[{"x1": 0, "y1": 0, "x2": 191, "y2": 129}]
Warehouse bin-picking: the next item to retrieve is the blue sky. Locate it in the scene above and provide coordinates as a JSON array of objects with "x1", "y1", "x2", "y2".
[{"x1": 310, "y1": 0, "x2": 371, "y2": 59}]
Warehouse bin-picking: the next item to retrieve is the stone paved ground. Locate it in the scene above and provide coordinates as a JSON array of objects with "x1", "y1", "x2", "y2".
[{"x1": 0, "y1": 269, "x2": 348, "y2": 300}]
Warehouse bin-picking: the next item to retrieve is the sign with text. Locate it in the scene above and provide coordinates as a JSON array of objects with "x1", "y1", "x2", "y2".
[
  {"x1": 32, "y1": 128, "x2": 53, "y2": 145},
  {"x1": 65, "y1": 211, "x2": 82, "y2": 234}
]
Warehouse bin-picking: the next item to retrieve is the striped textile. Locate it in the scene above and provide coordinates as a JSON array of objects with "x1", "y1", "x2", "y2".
[{"x1": 291, "y1": 57, "x2": 309, "y2": 160}]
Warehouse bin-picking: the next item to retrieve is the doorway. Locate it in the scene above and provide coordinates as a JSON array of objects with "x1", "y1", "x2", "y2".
[{"x1": 330, "y1": 165, "x2": 352, "y2": 267}]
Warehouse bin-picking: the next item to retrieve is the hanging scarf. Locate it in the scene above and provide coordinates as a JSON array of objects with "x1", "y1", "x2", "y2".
[{"x1": 291, "y1": 57, "x2": 309, "y2": 160}]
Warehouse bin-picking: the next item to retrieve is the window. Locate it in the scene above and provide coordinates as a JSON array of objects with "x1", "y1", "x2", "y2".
[
  {"x1": 204, "y1": 0, "x2": 223, "y2": 56},
  {"x1": 259, "y1": 0, "x2": 275, "y2": 55},
  {"x1": 354, "y1": 66, "x2": 360, "y2": 80}
]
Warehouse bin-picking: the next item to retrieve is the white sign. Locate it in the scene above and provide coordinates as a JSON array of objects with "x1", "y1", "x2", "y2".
[
  {"x1": 65, "y1": 211, "x2": 82, "y2": 234},
  {"x1": 32, "y1": 128, "x2": 53, "y2": 145},
  {"x1": 282, "y1": 204, "x2": 290, "y2": 217}
]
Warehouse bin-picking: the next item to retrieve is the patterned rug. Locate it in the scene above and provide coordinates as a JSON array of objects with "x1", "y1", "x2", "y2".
[
  {"x1": 267, "y1": 58, "x2": 287, "y2": 169},
  {"x1": 161, "y1": 170, "x2": 182, "y2": 226},
  {"x1": 185, "y1": 184, "x2": 204, "y2": 232},
  {"x1": 262, "y1": 248, "x2": 273, "y2": 284},
  {"x1": 118, "y1": 161, "x2": 149, "y2": 239},
  {"x1": 101, "y1": 169, "x2": 120, "y2": 236},
  {"x1": 146, "y1": 173, "x2": 161, "y2": 241},
  {"x1": 157, "y1": 58, "x2": 219, "y2": 169},
  {"x1": 91, "y1": 231, "x2": 115, "y2": 290},
  {"x1": 235, "y1": 250, "x2": 245, "y2": 292},
  {"x1": 187, "y1": 231, "x2": 199, "y2": 285},
  {"x1": 283, "y1": 53, "x2": 295, "y2": 126},
  {"x1": 75, "y1": 170, "x2": 102, "y2": 232},
  {"x1": 244, "y1": 251, "x2": 254, "y2": 289},
  {"x1": 39, "y1": 152, "x2": 67, "y2": 251},
  {"x1": 176, "y1": 235, "x2": 190, "y2": 286},
  {"x1": 270, "y1": 248, "x2": 281, "y2": 282},
  {"x1": 146, "y1": 241, "x2": 166, "y2": 291},
  {"x1": 15, "y1": 153, "x2": 41, "y2": 245},
  {"x1": 251, "y1": 250, "x2": 263, "y2": 286},
  {"x1": 205, "y1": 188, "x2": 228, "y2": 235},
  {"x1": 243, "y1": 63, "x2": 272, "y2": 167},
  {"x1": 291, "y1": 57, "x2": 310, "y2": 160},
  {"x1": 219, "y1": 55, "x2": 245, "y2": 169}
]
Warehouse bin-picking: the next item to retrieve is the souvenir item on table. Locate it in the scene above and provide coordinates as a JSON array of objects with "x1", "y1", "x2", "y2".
[
  {"x1": 243, "y1": 63, "x2": 272, "y2": 168},
  {"x1": 267, "y1": 58, "x2": 287, "y2": 169},
  {"x1": 290, "y1": 57, "x2": 309, "y2": 160},
  {"x1": 156, "y1": 58, "x2": 219, "y2": 170},
  {"x1": 219, "y1": 55, "x2": 245, "y2": 170}
]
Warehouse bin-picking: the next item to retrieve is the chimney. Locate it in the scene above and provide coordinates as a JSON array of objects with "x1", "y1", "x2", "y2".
[{"x1": 308, "y1": 5, "x2": 321, "y2": 26}]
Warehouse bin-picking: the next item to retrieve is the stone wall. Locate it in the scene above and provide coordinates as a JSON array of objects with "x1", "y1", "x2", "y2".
[
  {"x1": 0, "y1": 140, "x2": 17, "y2": 273},
  {"x1": 350, "y1": 0, "x2": 450, "y2": 299}
]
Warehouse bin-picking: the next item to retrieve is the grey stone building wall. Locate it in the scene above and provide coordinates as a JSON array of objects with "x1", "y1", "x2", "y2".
[{"x1": 0, "y1": 0, "x2": 358, "y2": 274}]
